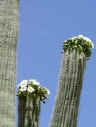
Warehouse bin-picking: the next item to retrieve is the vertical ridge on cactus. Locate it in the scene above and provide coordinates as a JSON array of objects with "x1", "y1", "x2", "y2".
[
  {"x1": 0, "y1": 0, "x2": 18, "y2": 127},
  {"x1": 18, "y1": 95, "x2": 41, "y2": 127}
]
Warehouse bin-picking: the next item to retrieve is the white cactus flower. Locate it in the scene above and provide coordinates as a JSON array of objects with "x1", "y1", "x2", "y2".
[
  {"x1": 84, "y1": 37, "x2": 92, "y2": 43},
  {"x1": 20, "y1": 87, "x2": 27, "y2": 92},
  {"x1": 78, "y1": 34, "x2": 94, "y2": 48},
  {"x1": 27, "y1": 86, "x2": 35, "y2": 93},
  {"x1": 72, "y1": 36, "x2": 77, "y2": 40},
  {"x1": 20, "y1": 80, "x2": 28, "y2": 85},
  {"x1": 78, "y1": 35, "x2": 92, "y2": 42},
  {"x1": 78, "y1": 34, "x2": 84, "y2": 38},
  {"x1": 18, "y1": 80, "x2": 28, "y2": 89},
  {"x1": 29, "y1": 79, "x2": 40, "y2": 85}
]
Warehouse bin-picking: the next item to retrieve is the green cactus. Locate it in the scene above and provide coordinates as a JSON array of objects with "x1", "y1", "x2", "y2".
[
  {"x1": 17, "y1": 80, "x2": 50, "y2": 127},
  {"x1": 18, "y1": 95, "x2": 41, "y2": 127},
  {"x1": 50, "y1": 50, "x2": 86, "y2": 127},
  {"x1": 0, "y1": 0, "x2": 18, "y2": 127},
  {"x1": 49, "y1": 36, "x2": 93, "y2": 127}
]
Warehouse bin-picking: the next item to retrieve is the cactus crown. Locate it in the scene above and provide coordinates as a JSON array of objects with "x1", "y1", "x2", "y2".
[
  {"x1": 16, "y1": 79, "x2": 50, "y2": 103},
  {"x1": 62, "y1": 35, "x2": 94, "y2": 57}
]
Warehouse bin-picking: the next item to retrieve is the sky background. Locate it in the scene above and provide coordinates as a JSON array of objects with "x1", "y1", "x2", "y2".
[{"x1": 16, "y1": 0, "x2": 96, "y2": 127}]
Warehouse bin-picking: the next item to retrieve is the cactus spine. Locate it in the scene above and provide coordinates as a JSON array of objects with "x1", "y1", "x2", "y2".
[
  {"x1": 0, "y1": 0, "x2": 18, "y2": 126},
  {"x1": 50, "y1": 49, "x2": 86, "y2": 127}
]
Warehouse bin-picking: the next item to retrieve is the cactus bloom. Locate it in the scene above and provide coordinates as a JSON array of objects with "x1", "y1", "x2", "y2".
[{"x1": 27, "y1": 86, "x2": 35, "y2": 93}]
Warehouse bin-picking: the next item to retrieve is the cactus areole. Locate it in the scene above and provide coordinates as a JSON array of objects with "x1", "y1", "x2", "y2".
[{"x1": 50, "y1": 35, "x2": 94, "y2": 127}]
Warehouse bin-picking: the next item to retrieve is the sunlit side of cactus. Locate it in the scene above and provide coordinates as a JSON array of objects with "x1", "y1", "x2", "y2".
[{"x1": 49, "y1": 35, "x2": 94, "y2": 127}]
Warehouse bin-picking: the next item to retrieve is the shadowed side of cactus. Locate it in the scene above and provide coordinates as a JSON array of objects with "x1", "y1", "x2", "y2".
[
  {"x1": 49, "y1": 35, "x2": 94, "y2": 127},
  {"x1": 0, "y1": 0, "x2": 18, "y2": 127},
  {"x1": 18, "y1": 95, "x2": 41, "y2": 127}
]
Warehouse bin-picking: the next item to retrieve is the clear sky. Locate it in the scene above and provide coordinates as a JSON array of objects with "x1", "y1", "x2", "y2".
[{"x1": 16, "y1": 0, "x2": 96, "y2": 127}]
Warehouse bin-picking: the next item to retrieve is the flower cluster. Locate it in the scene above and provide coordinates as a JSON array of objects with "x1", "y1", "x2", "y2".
[
  {"x1": 63, "y1": 35, "x2": 94, "y2": 57},
  {"x1": 16, "y1": 79, "x2": 50, "y2": 103}
]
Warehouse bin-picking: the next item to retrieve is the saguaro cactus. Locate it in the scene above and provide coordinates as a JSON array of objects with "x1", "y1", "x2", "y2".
[
  {"x1": 50, "y1": 35, "x2": 94, "y2": 127},
  {"x1": 17, "y1": 79, "x2": 50, "y2": 127},
  {"x1": 0, "y1": 0, "x2": 18, "y2": 127}
]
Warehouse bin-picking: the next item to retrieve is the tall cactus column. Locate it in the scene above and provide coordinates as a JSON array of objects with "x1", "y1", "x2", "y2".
[
  {"x1": 50, "y1": 35, "x2": 94, "y2": 127},
  {"x1": 50, "y1": 50, "x2": 86, "y2": 127},
  {"x1": 0, "y1": 0, "x2": 18, "y2": 127}
]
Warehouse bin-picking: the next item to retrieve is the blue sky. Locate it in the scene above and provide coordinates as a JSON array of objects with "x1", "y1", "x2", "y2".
[{"x1": 16, "y1": 0, "x2": 96, "y2": 127}]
